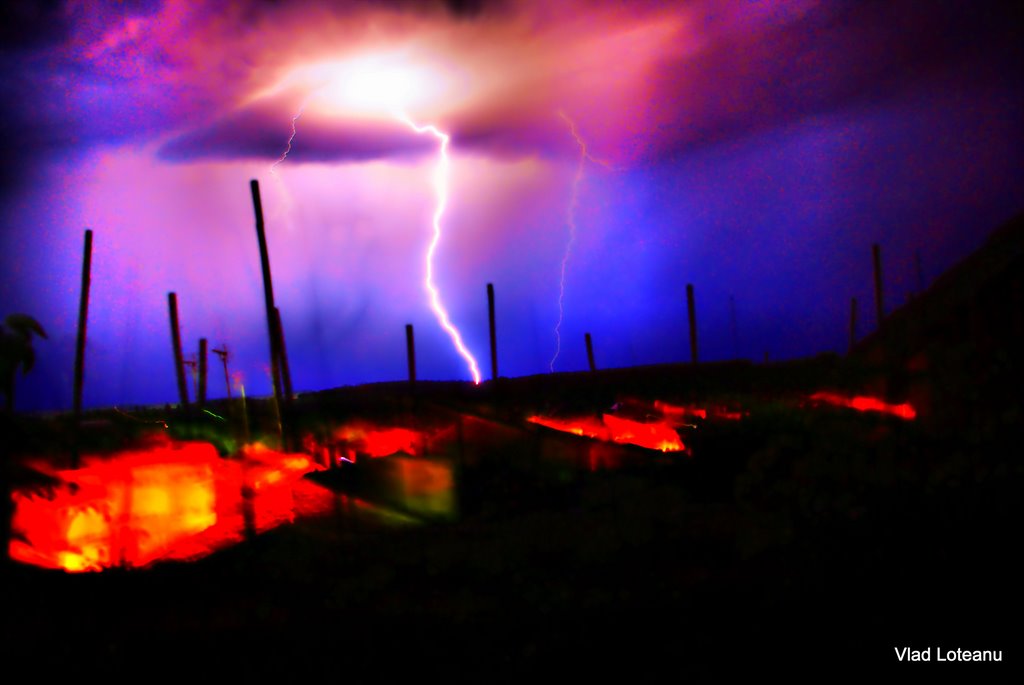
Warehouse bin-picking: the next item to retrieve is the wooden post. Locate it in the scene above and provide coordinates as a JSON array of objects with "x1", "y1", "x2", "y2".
[
  {"x1": 849, "y1": 297, "x2": 858, "y2": 353},
  {"x1": 213, "y1": 345, "x2": 231, "y2": 400},
  {"x1": 686, "y1": 283, "x2": 698, "y2": 365},
  {"x1": 585, "y1": 332, "x2": 596, "y2": 372},
  {"x1": 405, "y1": 324, "x2": 416, "y2": 384},
  {"x1": 274, "y1": 307, "x2": 293, "y2": 401},
  {"x1": 198, "y1": 338, "x2": 208, "y2": 407},
  {"x1": 250, "y1": 179, "x2": 284, "y2": 411},
  {"x1": 167, "y1": 292, "x2": 189, "y2": 408},
  {"x1": 73, "y1": 229, "x2": 93, "y2": 420},
  {"x1": 72, "y1": 229, "x2": 92, "y2": 468},
  {"x1": 872, "y1": 243, "x2": 884, "y2": 328},
  {"x1": 184, "y1": 356, "x2": 198, "y2": 402},
  {"x1": 487, "y1": 283, "x2": 498, "y2": 381}
]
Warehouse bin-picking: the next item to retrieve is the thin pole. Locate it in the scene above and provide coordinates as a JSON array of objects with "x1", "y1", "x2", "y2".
[
  {"x1": 167, "y1": 292, "x2": 189, "y2": 407},
  {"x1": 872, "y1": 243, "x2": 884, "y2": 328},
  {"x1": 585, "y1": 332, "x2": 596, "y2": 372},
  {"x1": 274, "y1": 307, "x2": 293, "y2": 401},
  {"x1": 487, "y1": 283, "x2": 498, "y2": 381},
  {"x1": 198, "y1": 338, "x2": 208, "y2": 407},
  {"x1": 686, "y1": 283, "x2": 698, "y2": 365},
  {"x1": 213, "y1": 346, "x2": 231, "y2": 400},
  {"x1": 184, "y1": 356, "x2": 198, "y2": 402},
  {"x1": 405, "y1": 324, "x2": 416, "y2": 384},
  {"x1": 849, "y1": 297, "x2": 858, "y2": 353},
  {"x1": 73, "y1": 229, "x2": 93, "y2": 420},
  {"x1": 250, "y1": 179, "x2": 284, "y2": 411},
  {"x1": 71, "y1": 229, "x2": 93, "y2": 469}
]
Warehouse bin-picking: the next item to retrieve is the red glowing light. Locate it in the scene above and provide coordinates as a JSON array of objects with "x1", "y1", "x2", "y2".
[
  {"x1": 9, "y1": 441, "x2": 322, "y2": 572},
  {"x1": 601, "y1": 413, "x2": 684, "y2": 452},
  {"x1": 809, "y1": 392, "x2": 917, "y2": 420},
  {"x1": 653, "y1": 400, "x2": 706, "y2": 420},
  {"x1": 527, "y1": 413, "x2": 684, "y2": 452},
  {"x1": 528, "y1": 414, "x2": 606, "y2": 440},
  {"x1": 653, "y1": 399, "x2": 745, "y2": 421},
  {"x1": 333, "y1": 423, "x2": 424, "y2": 459}
]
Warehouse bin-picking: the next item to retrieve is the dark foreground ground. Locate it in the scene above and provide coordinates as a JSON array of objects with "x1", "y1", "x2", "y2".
[{"x1": 1, "y1": 361, "x2": 1020, "y2": 681}]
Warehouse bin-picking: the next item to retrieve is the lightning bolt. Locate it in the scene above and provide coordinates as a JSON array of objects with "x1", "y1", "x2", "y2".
[
  {"x1": 267, "y1": 84, "x2": 481, "y2": 384},
  {"x1": 268, "y1": 101, "x2": 310, "y2": 230},
  {"x1": 272, "y1": 105, "x2": 306, "y2": 173},
  {"x1": 550, "y1": 111, "x2": 612, "y2": 372},
  {"x1": 396, "y1": 113, "x2": 482, "y2": 385}
]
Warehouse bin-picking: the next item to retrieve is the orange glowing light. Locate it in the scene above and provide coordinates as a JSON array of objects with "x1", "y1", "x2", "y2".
[{"x1": 10, "y1": 441, "x2": 322, "y2": 572}]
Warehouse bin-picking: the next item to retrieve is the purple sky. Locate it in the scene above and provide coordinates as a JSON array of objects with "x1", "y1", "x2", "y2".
[{"x1": 1, "y1": 0, "x2": 1022, "y2": 411}]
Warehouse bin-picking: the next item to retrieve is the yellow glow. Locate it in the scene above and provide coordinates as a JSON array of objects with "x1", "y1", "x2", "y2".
[
  {"x1": 135, "y1": 486, "x2": 172, "y2": 515},
  {"x1": 64, "y1": 508, "x2": 110, "y2": 571}
]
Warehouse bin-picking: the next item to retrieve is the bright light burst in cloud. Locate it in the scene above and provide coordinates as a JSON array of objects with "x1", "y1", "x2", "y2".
[{"x1": 254, "y1": 54, "x2": 460, "y2": 121}]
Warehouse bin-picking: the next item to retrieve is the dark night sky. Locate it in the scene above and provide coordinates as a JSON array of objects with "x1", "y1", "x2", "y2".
[{"x1": 1, "y1": 0, "x2": 1022, "y2": 410}]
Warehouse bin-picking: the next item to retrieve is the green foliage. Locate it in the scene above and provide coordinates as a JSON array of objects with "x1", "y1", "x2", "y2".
[{"x1": 0, "y1": 313, "x2": 48, "y2": 412}]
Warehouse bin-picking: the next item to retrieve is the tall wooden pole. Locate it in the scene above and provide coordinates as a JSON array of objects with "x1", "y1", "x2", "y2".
[
  {"x1": 585, "y1": 332, "x2": 596, "y2": 372},
  {"x1": 686, "y1": 283, "x2": 698, "y2": 365},
  {"x1": 71, "y1": 229, "x2": 93, "y2": 469},
  {"x1": 405, "y1": 324, "x2": 416, "y2": 384},
  {"x1": 487, "y1": 283, "x2": 498, "y2": 381},
  {"x1": 274, "y1": 307, "x2": 293, "y2": 401},
  {"x1": 872, "y1": 243, "x2": 884, "y2": 329},
  {"x1": 198, "y1": 338, "x2": 208, "y2": 407},
  {"x1": 849, "y1": 298, "x2": 858, "y2": 353},
  {"x1": 73, "y1": 229, "x2": 92, "y2": 421},
  {"x1": 167, "y1": 292, "x2": 189, "y2": 408},
  {"x1": 250, "y1": 180, "x2": 284, "y2": 410}
]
